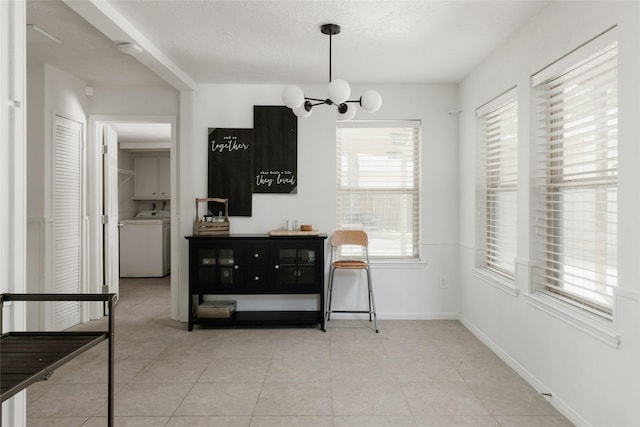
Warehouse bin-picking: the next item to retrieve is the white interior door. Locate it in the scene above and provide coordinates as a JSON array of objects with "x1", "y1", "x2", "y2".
[
  {"x1": 53, "y1": 115, "x2": 83, "y2": 330},
  {"x1": 103, "y1": 125, "x2": 119, "y2": 296}
]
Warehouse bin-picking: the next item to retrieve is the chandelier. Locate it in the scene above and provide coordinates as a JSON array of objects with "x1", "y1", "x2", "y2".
[{"x1": 282, "y1": 24, "x2": 382, "y2": 120}]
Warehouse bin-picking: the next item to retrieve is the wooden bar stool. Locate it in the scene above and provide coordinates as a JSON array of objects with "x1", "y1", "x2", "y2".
[{"x1": 324, "y1": 230, "x2": 378, "y2": 332}]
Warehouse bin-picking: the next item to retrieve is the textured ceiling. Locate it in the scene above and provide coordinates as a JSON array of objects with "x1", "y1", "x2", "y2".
[
  {"x1": 27, "y1": 0, "x2": 550, "y2": 86},
  {"x1": 26, "y1": 0, "x2": 549, "y2": 142},
  {"x1": 26, "y1": 0, "x2": 164, "y2": 85},
  {"x1": 106, "y1": 0, "x2": 549, "y2": 84}
]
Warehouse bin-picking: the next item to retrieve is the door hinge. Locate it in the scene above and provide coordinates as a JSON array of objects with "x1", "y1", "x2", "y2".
[
  {"x1": 101, "y1": 145, "x2": 108, "y2": 154},
  {"x1": 101, "y1": 215, "x2": 108, "y2": 224},
  {"x1": 102, "y1": 285, "x2": 109, "y2": 294}
]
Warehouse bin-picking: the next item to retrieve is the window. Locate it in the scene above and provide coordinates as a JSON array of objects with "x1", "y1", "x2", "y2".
[
  {"x1": 531, "y1": 30, "x2": 618, "y2": 318},
  {"x1": 476, "y1": 88, "x2": 518, "y2": 279},
  {"x1": 336, "y1": 121, "x2": 420, "y2": 259}
]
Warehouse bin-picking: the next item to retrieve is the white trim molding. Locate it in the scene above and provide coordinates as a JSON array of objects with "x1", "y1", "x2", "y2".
[
  {"x1": 525, "y1": 292, "x2": 620, "y2": 349},
  {"x1": 473, "y1": 267, "x2": 518, "y2": 297}
]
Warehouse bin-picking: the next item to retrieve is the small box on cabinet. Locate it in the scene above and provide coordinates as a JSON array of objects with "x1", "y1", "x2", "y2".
[{"x1": 194, "y1": 197, "x2": 230, "y2": 235}]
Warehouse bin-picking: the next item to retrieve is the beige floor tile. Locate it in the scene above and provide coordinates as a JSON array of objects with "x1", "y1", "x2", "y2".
[
  {"x1": 114, "y1": 382, "x2": 193, "y2": 416},
  {"x1": 174, "y1": 382, "x2": 262, "y2": 415},
  {"x1": 198, "y1": 357, "x2": 270, "y2": 382},
  {"x1": 27, "y1": 417, "x2": 89, "y2": 427},
  {"x1": 332, "y1": 379, "x2": 411, "y2": 416},
  {"x1": 265, "y1": 357, "x2": 331, "y2": 383},
  {"x1": 254, "y1": 382, "x2": 332, "y2": 416},
  {"x1": 272, "y1": 337, "x2": 331, "y2": 359},
  {"x1": 494, "y1": 415, "x2": 576, "y2": 427},
  {"x1": 25, "y1": 278, "x2": 573, "y2": 427},
  {"x1": 81, "y1": 416, "x2": 171, "y2": 426},
  {"x1": 27, "y1": 383, "x2": 109, "y2": 418},
  {"x1": 130, "y1": 357, "x2": 209, "y2": 383},
  {"x1": 334, "y1": 415, "x2": 417, "y2": 426},
  {"x1": 330, "y1": 338, "x2": 388, "y2": 359},
  {"x1": 388, "y1": 357, "x2": 463, "y2": 383},
  {"x1": 250, "y1": 415, "x2": 333, "y2": 427},
  {"x1": 166, "y1": 415, "x2": 251, "y2": 426},
  {"x1": 25, "y1": 381, "x2": 52, "y2": 403},
  {"x1": 330, "y1": 356, "x2": 396, "y2": 383},
  {"x1": 468, "y1": 382, "x2": 561, "y2": 416},
  {"x1": 402, "y1": 382, "x2": 490, "y2": 416},
  {"x1": 413, "y1": 415, "x2": 500, "y2": 427},
  {"x1": 382, "y1": 336, "x2": 445, "y2": 360},
  {"x1": 213, "y1": 340, "x2": 277, "y2": 358},
  {"x1": 46, "y1": 352, "x2": 152, "y2": 384}
]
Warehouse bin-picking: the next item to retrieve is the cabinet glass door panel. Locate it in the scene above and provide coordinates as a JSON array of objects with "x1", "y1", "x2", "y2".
[
  {"x1": 218, "y1": 249, "x2": 235, "y2": 266},
  {"x1": 220, "y1": 267, "x2": 234, "y2": 285},
  {"x1": 273, "y1": 246, "x2": 320, "y2": 291},
  {"x1": 296, "y1": 266, "x2": 315, "y2": 286},
  {"x1": 275, "y1": 266, "x2": 298, "y2": 287},
  {"x1": 277, "y1": 248, "x2": 297, "y2": 265},
  {"x1": 196, "y1": 245, "x2": 240, "y2": 291},
  {"x1": 199, "y1": 249, "x2": 217, "y2": 266}
]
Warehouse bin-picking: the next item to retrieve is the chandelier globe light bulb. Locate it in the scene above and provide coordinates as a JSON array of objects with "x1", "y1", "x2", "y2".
[
  {"x1": 283, "y1": 85, "x2": 305, "y2": 109},
  {"x1": 328, "y1": 79, "x2": 351, "y2": 105},
  {"x1": 360, "y1": 90, "x2": 382, "y2": 113},
  {"x1": 337, "y1": 103, "x2": 357, "y2": 120},
  {"x1": 293, "y1": 102, "x2": 312, "y2": 118}
]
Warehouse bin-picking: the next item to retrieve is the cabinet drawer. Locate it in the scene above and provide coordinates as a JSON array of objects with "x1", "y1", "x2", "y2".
[
  {"x1": 247, "y1": 244, "x2": 268, "y2": 266},
  {"x1": 245, "y1": 268, "x2": 268, "y2": 288}
]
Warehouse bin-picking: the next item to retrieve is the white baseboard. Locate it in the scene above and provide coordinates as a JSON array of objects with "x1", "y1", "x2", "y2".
[
  {"x1": 327, "y1": 312, "x2": 459, "y2": 320},
  {"x1": 459, "y1": 315, "x2": 591, "y2": 427}
]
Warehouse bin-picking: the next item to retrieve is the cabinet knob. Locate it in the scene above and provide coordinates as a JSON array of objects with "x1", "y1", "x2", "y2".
[
  {"x1": 254, "y1": 276, "x2": 260, "y2": 281},
  {"x1": 254, "y1": 253, "x2": 260, "y2": 258},
  {"x1": 274, "y1": 265, "x2": 279, "y2": 270},
  {"x1": 234, "y1": 265, "x2": 239, "y2": 270}
]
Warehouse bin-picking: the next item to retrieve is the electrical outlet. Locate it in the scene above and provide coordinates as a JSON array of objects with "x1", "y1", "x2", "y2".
[{"x1": 440, "y1": 276, "x2": 448, "y2": 289}]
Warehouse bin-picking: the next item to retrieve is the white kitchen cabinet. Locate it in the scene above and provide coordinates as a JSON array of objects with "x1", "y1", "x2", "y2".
[{"x1": 133, "y1": 155, "x2": 170, "y2": 199}]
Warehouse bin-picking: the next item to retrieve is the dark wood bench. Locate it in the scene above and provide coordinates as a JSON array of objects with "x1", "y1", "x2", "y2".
[{"x1": 1, "y1": 293, "x2": 117, "y2": 426}]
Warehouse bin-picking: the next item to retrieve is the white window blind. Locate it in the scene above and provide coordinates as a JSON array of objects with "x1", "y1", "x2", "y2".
[
  {"x1": 531, "y1": 33, "x2": 618, "y2": 317},
  {"x1": 336, "y1": 121, "x2": 420, "y2": 259},
  {"x1": 476, "y1": 88, "x2": 518, "y2": 278}
]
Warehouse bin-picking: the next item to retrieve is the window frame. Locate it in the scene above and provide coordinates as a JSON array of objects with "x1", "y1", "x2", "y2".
[
  {"x1": 475, "y1": 87, "x2": 519, "y2": 286},
  {"x1": 530, "y1": 27, "x2": 618, "y2": 320},
  {"x1": 336, "y1": 120, "x2": 421, "y2": 261}
]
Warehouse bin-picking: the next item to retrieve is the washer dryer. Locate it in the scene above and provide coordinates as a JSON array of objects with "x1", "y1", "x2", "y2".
[{"x1": 120, "y1": 210, "x2": 171, "y2": 277}]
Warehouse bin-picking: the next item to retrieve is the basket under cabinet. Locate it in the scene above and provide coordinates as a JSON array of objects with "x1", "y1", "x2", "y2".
[{"x1": 186, "y1": 234, "x2": 327, "y2": 331}]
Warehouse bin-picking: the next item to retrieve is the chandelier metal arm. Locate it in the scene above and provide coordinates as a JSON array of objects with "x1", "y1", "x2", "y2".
[{"x1": 304, "y1": 97, "x2": 327, "y2": 103}]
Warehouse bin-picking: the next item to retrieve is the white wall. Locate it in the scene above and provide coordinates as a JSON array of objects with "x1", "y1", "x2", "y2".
[
  {"x1": 89, "y1": 83, "x2": 179, "y2": 116},
  {"x1": 178, "y1": 83, "x2": 460, "y2": 318},
  {"x1": 458, "y1": 2, "x2": 640, "y2": 426},
  {"x1": 26, "y1": 64, "x2": 90, "y2": 329}
]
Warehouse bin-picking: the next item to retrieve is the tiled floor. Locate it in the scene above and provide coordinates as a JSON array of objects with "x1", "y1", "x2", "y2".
[{"x1": 26, "y1": 277, "x2": 575, "y2": 426}]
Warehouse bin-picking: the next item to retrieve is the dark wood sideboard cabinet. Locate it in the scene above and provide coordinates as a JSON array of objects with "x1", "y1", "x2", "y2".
[{"x1": 186, "y1": 234, "x2": 327, "y2": 331}]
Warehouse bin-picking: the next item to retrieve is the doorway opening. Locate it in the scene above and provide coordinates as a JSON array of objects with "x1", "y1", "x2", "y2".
[{"x1": 89, "y1": 115, "x2": 177, "y2": 319}]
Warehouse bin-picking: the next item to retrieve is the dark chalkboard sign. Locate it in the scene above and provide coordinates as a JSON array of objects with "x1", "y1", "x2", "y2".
[
  {"x1": 253, "y1": 106, "x2": 297, "y2": 194},
  {"x1": 208, "y1": 128, "x2": 253, "y2": 216}
]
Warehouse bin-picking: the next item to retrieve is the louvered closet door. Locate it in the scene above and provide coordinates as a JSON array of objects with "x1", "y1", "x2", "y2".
[{"x1": 53, "y1": 115, "x2": 83, "y2": 330}]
